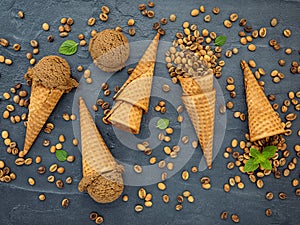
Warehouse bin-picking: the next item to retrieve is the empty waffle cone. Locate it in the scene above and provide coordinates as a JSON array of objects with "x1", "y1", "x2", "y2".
[
  {"x1": 20, "y1": 84, "x2": 64, "y2": 157},
  {"x1": 104, "y1": 33, "x2": 160, "y2": 134},
  {"x1": 78, "y1": 97, "x2": 124, "y2": 203},
  {"x1": 178, "y1": 74, "x2": 216, "y2": 169},
  {"x1": 241, "y1": 60, "x2": 287, "y2": 142},
  {"x1": 181, "y1": 89, "x2": 216, "y2": 169}
]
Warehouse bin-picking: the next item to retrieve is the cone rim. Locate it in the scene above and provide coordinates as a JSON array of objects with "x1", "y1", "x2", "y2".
[
  {"x1": 103, "y1": 101, "x2": 140, "y2": 134},
  {"x1": 250, "y1": 129, "x2": 287, "y2": 142},
  {"x1": 107, "y1": 116, "x2": 139, "y2": 134}
]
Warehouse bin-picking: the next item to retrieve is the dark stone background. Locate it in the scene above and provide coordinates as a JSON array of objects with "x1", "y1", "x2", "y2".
[{"x1": 0, "y1": 0, "x2": 299, "y2": 224}]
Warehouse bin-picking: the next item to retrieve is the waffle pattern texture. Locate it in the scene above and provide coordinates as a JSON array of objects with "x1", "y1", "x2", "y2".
[
  {"x1": 178, "y1": 72, "x2": 216, "y2": 169},
  {"x1": 241, "y1": 60, "x2": 287, "y2": 142}
]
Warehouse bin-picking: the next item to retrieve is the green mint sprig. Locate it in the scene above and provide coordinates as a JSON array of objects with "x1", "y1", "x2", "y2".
[{"x1": 244, "y1": 146, "x2": 277, "y2": 172}]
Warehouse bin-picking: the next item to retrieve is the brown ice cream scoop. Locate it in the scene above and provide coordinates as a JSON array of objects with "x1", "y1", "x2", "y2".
[
  {"x1": 78, "y1": 169, "x2": 124, "y2": 203},
  {"x1": 89, "y1": 29, "x2": 130, "y2": 72},
  {"x1": 24, "y1": 55, "x2": 78, "y2": 92}
]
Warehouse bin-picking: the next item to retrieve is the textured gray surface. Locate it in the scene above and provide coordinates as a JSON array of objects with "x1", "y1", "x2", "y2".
[{"x1": 0, "y1": 0, "x2": 300, "y2": 225}]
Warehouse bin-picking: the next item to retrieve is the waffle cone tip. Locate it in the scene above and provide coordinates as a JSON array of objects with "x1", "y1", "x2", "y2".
[{"x1": 240, "y1": 60, "x2": 248, "y2": 70}]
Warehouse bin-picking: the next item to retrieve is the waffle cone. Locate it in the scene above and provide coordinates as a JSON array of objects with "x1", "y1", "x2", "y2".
[
  {"x1": 241, "y1": 60, "x2": 287, "y2": 142},
  {"x1": 79, "y1": 97, "x2": 119, "y2": 176},
  {"x1": 179, "y1": 74, "x2": 216, "y2": 168},
  {"x1": 20, "y1": 84, "x2": 64, "y2": 157},
  {"x1": 104, "y1": 33, "x2": 160, "y2": 134},
  {"x1": 181, "y1": 90, "x2": 216, "y2": 169}
]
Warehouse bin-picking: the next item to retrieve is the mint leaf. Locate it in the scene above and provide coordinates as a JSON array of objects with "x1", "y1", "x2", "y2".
[
  {"x1": 262, "y1": 146, "x2": 277, "y2": 159},
  {"x1": 260, "y1": 160, "x2": 272, "y2": 170},
  {"x1": 215, "y1": 35, "x2": 227, "y2": 46},
  {"x1": 244, "y1": 158, "x2": 259, "y2": 172},
  {"x1": 56, "y1": 150, "x2": 68, "y2": 162},
  {"x1": 156, "y1": 118, "x2": 170, "y2": 130},
  {"x1": 250, "y1": 148, "x2": 260, "y2": 158},
  {"x1": 59, "y1": 40, "x2": 78, "y2": 55}
]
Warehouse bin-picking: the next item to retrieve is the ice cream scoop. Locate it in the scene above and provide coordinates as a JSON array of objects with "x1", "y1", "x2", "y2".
[
  {"x1": 89, "y1": 29, "x2": 130, "y2": 72},
  {"x1": 24, "y1": 55, "x2": 78, "y2": 92},
  {"x1": 78, "y1": 169, "x2": 124, "y2": 203}
]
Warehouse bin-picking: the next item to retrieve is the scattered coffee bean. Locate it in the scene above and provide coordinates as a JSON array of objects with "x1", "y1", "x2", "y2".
[
  {"x1": 278, "y1": 192, "x2": 287, "y2": 200},
  {"x1": 61, "y1": 198, "x2": 69, "y2": 208},
  {"x1": 89, "y1": 212, "x2": 98, "y2": 221},
  {"x1": 221, "y1": 211, "x2": 228, "y2": 220},
  {"x1": 265, "y1": 208, "x2": 272, "y2": 217},
  {"x1": 231, "y1": 214, "x2": 240, "y2": 223}
]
